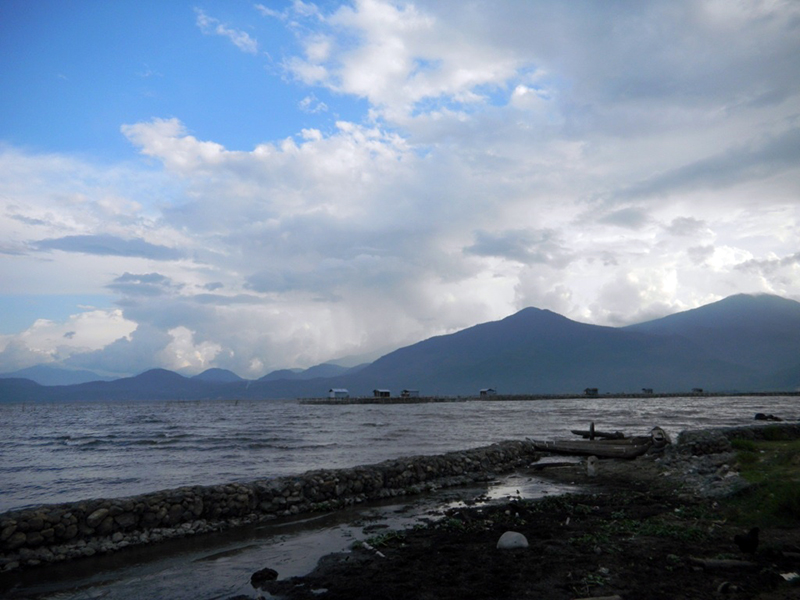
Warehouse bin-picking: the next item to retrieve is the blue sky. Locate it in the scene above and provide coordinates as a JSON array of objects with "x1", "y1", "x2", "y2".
[
  {"x1": 0, "y1": 1, "x2": 363, "y2": 156},
  {"x1": 1, "y1": 0, "x2": 800, "y2": 378}
]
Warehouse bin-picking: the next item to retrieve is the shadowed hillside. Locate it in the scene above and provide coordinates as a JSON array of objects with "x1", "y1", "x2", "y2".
[{"x1": 1, "y1": 294, "x2": 799, "y2": 401}]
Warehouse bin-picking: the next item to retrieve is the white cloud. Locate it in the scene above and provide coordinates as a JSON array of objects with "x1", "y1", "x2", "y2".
[
  {"x1": 158, "y1": 326, "x2": 222, "y2": 372},
  {"x1": 2, "y1": 0, "x2": 800, "y2": 376},
  {"x1": 0, "y1": 309, "x2": 137, "y2": 372},
  {"x1": 299, "y1": 95, "x2": 328, "y2": 114},
  {"x1": 195, "y1": 9, "x2": 259, "y2": 54}
]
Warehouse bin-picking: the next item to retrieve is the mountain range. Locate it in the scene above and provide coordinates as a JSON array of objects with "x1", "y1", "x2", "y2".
[{"x1": 1, "y1": 293, "x2": 799, "y2": 402}]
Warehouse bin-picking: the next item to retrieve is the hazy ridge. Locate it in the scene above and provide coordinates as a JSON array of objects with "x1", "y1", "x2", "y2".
[{"x1": 2, "y1": 293, "x2": 799, "y2": 401}]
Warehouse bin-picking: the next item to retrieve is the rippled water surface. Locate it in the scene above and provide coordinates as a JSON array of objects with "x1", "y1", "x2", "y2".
[{"x1": 1, "y1": 395, "x2": 798, "y2": 512}]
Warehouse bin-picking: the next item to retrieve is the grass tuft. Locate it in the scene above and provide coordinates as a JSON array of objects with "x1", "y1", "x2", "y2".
[{"x1": 727, "y1": 438, "x2": 800, "y2": 526}]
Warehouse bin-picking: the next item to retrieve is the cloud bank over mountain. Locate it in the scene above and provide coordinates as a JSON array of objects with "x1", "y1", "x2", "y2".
[{"x1": 1, "y1": 1, "x2": 799, "y2": 378}]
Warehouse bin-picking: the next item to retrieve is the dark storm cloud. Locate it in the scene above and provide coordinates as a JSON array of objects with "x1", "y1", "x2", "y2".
[
  {"x1": 36, "y1": 234, "x2": 183, "y2": 260},
  {"x1": 666, "y1": 217, "x2": 707, "y2": 236},
  {"x1": 464, "y1": 228, "x2": 574, "y2": 268},
  {"x1": 245, "y1": 254, "x2": 411, "y2": 296},
  {"x1": 193, "y1": 293, "x2": 265, "y2": 305},
  {"x1": 0, "y1": 242, "x2": 28, "y2": 256},
  {"x1": 687, "y1": 245, "x2": 715, "y2": 265},
  {"x1": 598, "y1": 207, "x2": 651, "y2": 230},
  {"x1": 106, "y1": 272, "x2": 182, "y2": 297},
  {"x1": 618, "y1": 128, "x2": 800, "y2": 201},
  {"x1": 11, "y1": 214, "x2": 48, "y2": 226},
  {"x1": 736, "y1": 251, "x2": 800, "y2": 275}
]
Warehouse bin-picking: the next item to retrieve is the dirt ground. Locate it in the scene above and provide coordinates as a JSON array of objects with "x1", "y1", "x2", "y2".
[{"x1": 252, "y1": 456, "x2": 800, "y2": 600}]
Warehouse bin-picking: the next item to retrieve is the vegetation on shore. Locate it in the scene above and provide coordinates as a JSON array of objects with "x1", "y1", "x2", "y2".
[{"x1": 729, "y1": 433, "x2": 800, "y2": 527}]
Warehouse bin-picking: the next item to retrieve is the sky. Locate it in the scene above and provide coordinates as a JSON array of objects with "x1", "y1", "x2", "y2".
[{"x1": 1, "y1": 0, "x2": 800, "y2": 379}]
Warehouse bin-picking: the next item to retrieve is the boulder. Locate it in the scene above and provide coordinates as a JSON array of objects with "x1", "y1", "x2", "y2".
[
  {"x1": 251, "y1": 567, "x2": 279, "y2": 588},
  {"x1": 86, "y1": 508, "x2": 110, "y2": 529},
  {"x1": 497, "y1": 531, "x2": 528, "y2": 550}
]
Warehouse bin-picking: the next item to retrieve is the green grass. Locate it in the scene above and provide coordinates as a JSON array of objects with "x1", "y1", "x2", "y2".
[
  {"x1": 362, "y1": 529, "x2": 407, "y2": 547},
  {"x1": 568, "y1": 509, "x2": 709, "y2": 550},
  {"x1": 727, "y1": 439, "x2": 800, "y2": 526},
  {"x1": 731, "y1": 438, "x2": 757, "y2": 452}
]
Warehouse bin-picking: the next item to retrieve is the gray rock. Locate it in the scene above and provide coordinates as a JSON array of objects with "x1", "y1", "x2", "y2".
[
  {"x1": 86, "y1": 508, "x2": 110, "y2": 529},
  {"x1": 497, "y1": 531, "x2": 528, "y2": 549},
  {"x1": 251, "y1": 566, "x2": 279, "y2": 588},
  {"x1": 6, "y1": 532, "x2": 26, "y2": 550}
]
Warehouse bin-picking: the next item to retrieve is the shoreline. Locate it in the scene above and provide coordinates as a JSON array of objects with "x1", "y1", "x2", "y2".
[
  {"x1": 301, "y1": 390, "x2": 800, "y2": 404},
  {"x1": 2, "y1": 423, "x2": 798, "y2": 598},
  {"x1": 0, "y1": 440, "x2": 542, "y2": 573},
  {"x1": 257, "y1": 424, "x2": 800, "y2": 600},
  {"x1": 2, "y1": 423, "x2": 798, "y2": 576}
]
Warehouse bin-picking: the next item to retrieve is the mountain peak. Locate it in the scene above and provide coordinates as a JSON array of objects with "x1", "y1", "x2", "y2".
[
  {"x1": 627, "y1": 293, "x2": 800, "y2": 331},
  {"x1": 133, "y1": 369, "x2": 187, "y2": 383},
  {"x1": 191, "y1": 368, "x2": 244, "y2": 383}
]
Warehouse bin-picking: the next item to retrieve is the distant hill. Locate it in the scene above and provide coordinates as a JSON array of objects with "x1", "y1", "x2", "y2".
[
  {"x1": 340, "y1": 306, "x2": 758, "y2": 396},
  {"x1": 0, "y1": 365, "x2": 114, "y2": 386},
  {"x1": 259, "y1": 368, "x2": 303, "y2": 382},
  {"x1": 191, "y1": 368, "x2": 245, "y2": 383},
  {"x1": 259, "y1": 363, "x2": 352, "y2": 382},
  {"x1": 0, "y1": 378, "x2": 45, "y2": 402},
  {"x1": 624, "y1": 294, "x2": 800, "y2": 378},
  {"x1": 1, "y1": 293, "x2": 799, "y2": 402}
]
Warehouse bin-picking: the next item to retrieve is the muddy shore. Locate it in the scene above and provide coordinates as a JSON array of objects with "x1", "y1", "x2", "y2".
[{"x1": 252, "y1": 425, "x2": 800, "y2": 600}]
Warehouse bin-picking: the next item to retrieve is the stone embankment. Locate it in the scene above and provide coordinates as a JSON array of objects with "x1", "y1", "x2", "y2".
[
  {"x1": 0, "y1": 440, "x2": 540, "y2": 573},
  {"x1": 4, "y1": 423, "x2": 798, "y2": 574}
]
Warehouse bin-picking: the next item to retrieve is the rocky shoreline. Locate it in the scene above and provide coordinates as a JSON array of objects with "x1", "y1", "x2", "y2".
[
  {"x1": 253, "y1": 422, "x2": 800, "y2": 600},
  {"x1": 2, "y1": 422, "x2": 798, "y2": 595},
  {"x1": 0, "y1": 440, "x2": 542, "y2": 573}
]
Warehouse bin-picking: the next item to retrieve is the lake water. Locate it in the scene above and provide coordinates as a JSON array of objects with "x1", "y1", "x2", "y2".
[{"x1": 2, "y1": 395, "x2": 798, "y2": 513}]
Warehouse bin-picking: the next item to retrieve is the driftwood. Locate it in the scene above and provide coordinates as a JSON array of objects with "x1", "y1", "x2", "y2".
[{"x1": 689, "y1": 557, "x2": 759, "y2": 570}]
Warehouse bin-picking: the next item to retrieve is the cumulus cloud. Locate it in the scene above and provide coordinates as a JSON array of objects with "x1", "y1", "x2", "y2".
[
  {"x1": 2, "y1": 0, "x2": 800, "y2": 376},
  {"x1": 0, "y1": 309, "x2": 137, "y2": 372},
  {"x1": 65, "y1": 324, "x2": 174, "y2": 376},
  {"x1": 281, "y1": 0, "x2": 534, "y2": 123}
]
